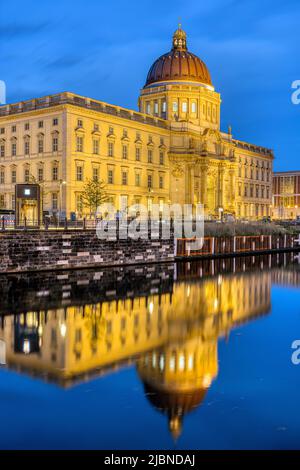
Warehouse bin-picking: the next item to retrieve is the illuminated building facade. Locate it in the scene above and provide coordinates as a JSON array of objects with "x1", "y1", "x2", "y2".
[
  {"x1": 0, "y1": 268, "x2": 271, "y2": 437},
  {"x1": 0, "y1": 27, "x2": 273, "y2": 220},
  {"x1": 272, "y1": 171, "x2": 300, "y2": 219}
]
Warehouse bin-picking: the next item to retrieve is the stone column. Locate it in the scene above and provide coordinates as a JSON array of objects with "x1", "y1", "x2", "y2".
[
  {"x1": 200, "y1": 165, "x2": 208, "y2": 209},
  {"x1": 218, "y1": 166, "x2": 225, "y2": 209}
]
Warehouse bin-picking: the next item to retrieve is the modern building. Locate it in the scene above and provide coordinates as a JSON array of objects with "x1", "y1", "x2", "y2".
[
  {"x1": 272, "y1": 171, "x2": 300, "y2": 219},
  {"x1": 0, "y1": 26, "x2": 273, "y2": 220}
]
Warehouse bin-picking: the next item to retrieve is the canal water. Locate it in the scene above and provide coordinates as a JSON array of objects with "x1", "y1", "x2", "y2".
[{"x1": 0, "y1": 253, "x2": 300, "y2": 450}]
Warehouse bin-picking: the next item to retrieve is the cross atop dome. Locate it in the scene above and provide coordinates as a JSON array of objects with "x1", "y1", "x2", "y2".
[{"x1": 172, "y1": 24, "x2": 187, "y2": 50}]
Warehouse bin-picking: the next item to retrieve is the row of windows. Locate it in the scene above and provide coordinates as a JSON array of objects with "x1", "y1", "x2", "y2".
[
  {"x1": 0, "y1": 164, "x2": 59, "y2": 184},
  {"x1": 75, "y1": 136, "x2": 165, "y2": 164},
  {"x1": 0, "y1": 118, "x2": 59, "y2": 135},
  {"x1": 236, "y1": 204, "x2": 270, "y2": 218},
  {"x1": 75, "y1": 165, "x2": 165, "y2": 189},
  {"x1": 0, "y1": 136, "x2": 59, "y2": 157},
  {"x1": 238, "y1": 183, "x2": 271, "y2": 199},
  {"x1": 238, "y1": 166, "x2": 271, "y2": 182}
]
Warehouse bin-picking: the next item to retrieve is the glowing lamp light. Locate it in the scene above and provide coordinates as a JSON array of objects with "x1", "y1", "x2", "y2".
[{"x1": 60, "y1": 323, "x2": 67, "y2": 338}]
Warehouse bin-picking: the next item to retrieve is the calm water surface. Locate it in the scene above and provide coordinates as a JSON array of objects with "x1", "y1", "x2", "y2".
[{"x1": 0, "y1": 253, "x2": 300, "y2": 450}]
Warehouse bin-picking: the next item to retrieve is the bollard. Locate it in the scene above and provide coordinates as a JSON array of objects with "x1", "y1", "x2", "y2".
[
  {"x1": 24, "y1": 216, "x2": 27, "y2": 230},
  {"x1": 64, "y1": 218, "x2": 68, "y2": 230},
  {"x1": 83, "y1": 217, "x2": 86, "y2": 230},
  {"x1": 1, "y1": 216, "x2": 5, "y2": 231}
]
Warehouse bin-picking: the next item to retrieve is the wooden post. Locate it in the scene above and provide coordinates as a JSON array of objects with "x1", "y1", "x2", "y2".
[{"x1": 211, "y1": 237, "x2": 215, "y2": 255}]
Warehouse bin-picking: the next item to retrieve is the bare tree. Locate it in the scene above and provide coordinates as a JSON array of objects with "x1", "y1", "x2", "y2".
[{"x1": 81, "y1": 178, "x2": 109, "y2": 218}]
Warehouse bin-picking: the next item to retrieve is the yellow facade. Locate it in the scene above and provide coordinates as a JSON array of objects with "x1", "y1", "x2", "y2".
[{"x1": 0, "y1": 27, "x2": 273, "y2": 220}]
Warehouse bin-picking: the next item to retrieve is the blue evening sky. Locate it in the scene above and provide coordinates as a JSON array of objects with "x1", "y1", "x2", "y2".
[{"x1": 0, "y1": 0, "x2": 299, "y2": 171}]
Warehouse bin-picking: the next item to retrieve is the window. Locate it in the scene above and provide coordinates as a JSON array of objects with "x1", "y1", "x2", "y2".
[
  {"x1": 52, "y1": 193, "x2": 58, "y2": 210},
  {"x1": 0, "y1": 144, "x2": 5, "y2": 158},
  {"x1": 154, "y1": 102, "x2": 158, "y2": 114},
  {"x1": 122, "y1": 145, "x2": 128, "y2": 159},
  {"x1": 162, "y1": 101, "x2": 167, "y2": 113},
  {"x1": 108, "y1": 141, "x2": 114, "y2": 157},
  {"x1": 52, "y1": 137, "x2": 58, "y2": 152},
  {"x1": 0, "y1": 169, "x2": 4, "y2": 184},
  {"x1": 146, "y1": 103, "x2": 151, "y2": 114},
  {"x1": 0, "y1": 194, "x2": 5, "y2": 208},
  {"x1": 24, "y1": 168, "x2": 30, "y2": 183},
  {"x1": 12, "y1": 125, "x2": 16, "y2": 133},
  {"x1": 191, "y1": 102, "x2": 197, "y2": 113},
  {"x1": 53, "y1": 118, "x2": 58, "y2": 126},
  {"x1": 11, "y1": 194, "x2": 15, "y2": 210},
  {"x1": 136, "y1": 132, "x2": 141, "y2": 140},
  {"x1": 109, "y1": 126, "x2": 114, "y2": 134},
  {"x1": 159, "y1": 175, "x2": 164, "y2": 189},
  {"x1": 107, "y1": 169, "x2": 114, "y2": 184},
  {"x1": 135, "y1": 147, "x2": 141, "y2": 161},
  {"x1": 159, "y1": 152, "x2": 164, "y2": 165},
  {"x1": 122, "y1": 171, "x2": 128, "y2": 185},
  {"x1": 11, "y1": 142, "x2": 17, "y2": 157},
  {"x1": 77, "y1": 119, "x2": 83, "y2": 128},
  {"x1": 93, "y1": 167, "x2": 99, "y2": 182},
  {"x1": 172, "y1": 101, "x2": 178, "y2": 113},
  {"x1": 24, "y1": 141, "x2": 30, "y2": 155},
  {"x1": 38, "y1": 167, "x2": 44, "y2": 182},
  {"x1": 123, "y1": 129, "x2": 128, "y2": 138},
  {"x1": 76, "y1": 136, "x2": 83, "y2": 152},
  {"x1": 182, "y1": 102, "x2": 187, "y2": 113},
  {"x1": 76, "y1": 166, "x2": 83, "y2": 181},
  {"x1": 38, "y1": 121, "x2": 43, "y2": 129},
  {"x1": 24, "y1": 123, "x2": 30, "y2": 131},
  {"x1": 148, "y1": 150, "x2": 153, "y2": 163},
  {"x1": 135, "y1": 173, "x2": 141, "y2": 186},
  {"x1": 256, "y1": 186, "x2": 259, "y2": 198},
  {"x1": 147, "y1": 174, "x2": 153, "y2": 188},
  {"x1": 93, "y1": 123, "x2": 99, "y2": 132},
  {"x1": 0, "y1": 128, "x2": 4, "y2": 135},
  {"x1": 93, "y1": 139, "x2": 99, "y2": 154},
  {"x1": 11, "y1": 169, "x2": 16, "y2": 183},
  {"x1": 38, "y1": 138, "x2": 44, "y2": 153},
  {"x1": 52, "y1": 166, "x2": 58, "y2": 181}
]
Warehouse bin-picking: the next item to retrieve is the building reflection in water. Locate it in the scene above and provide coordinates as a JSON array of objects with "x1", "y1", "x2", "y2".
[{"x1": 0, "y1": 253, "x2": 299, "y2": 439}]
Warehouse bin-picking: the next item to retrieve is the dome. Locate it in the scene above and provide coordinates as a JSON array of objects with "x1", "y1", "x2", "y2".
[{"x1": 144, "y1": 26, "x2": 212, "y2": 88}]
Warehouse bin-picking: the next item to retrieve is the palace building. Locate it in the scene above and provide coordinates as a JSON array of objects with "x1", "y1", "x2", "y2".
[{"x1": 0, "y1": 26, "x2": 273, "y2": 220}]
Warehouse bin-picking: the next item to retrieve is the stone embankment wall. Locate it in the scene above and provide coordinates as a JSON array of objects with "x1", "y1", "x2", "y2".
[{"x1": 0, "y1": 230, "x2": 175, "y2": 273}]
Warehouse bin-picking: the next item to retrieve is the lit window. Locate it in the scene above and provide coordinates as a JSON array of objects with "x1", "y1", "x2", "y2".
[
  {"x1": 76, "y1": 136, "x2": 83, "y2": 152},
  {"x1": 52, "y1": 137, "x2": 58, "y2": 152},
  {"x1": 122, "y1": 145, "x2": 128, "y2": 159},
  {"x1": 108, "y1": 141, "x2": 114, "y2": 157},
  {"x1": 146, "y1": 103, "x2": 151, "y2": 114},
  {"x1": 122, "y1": 171, "x2": 128, "y2": 185},
  {"x1": 93, "y1": 167, "x2": 99, "y2": 182},
  {"x1": 24, "y1": 141, "x2": 30, "y2": 155},
  {"x1": 38, "y1": 168, "x2": 43, "y2": 182},
  {"x1": 154, "y1": 102, "x2": 158, "y2": 114},
  {"x1": 162, "y1": 101, "x2": 167, "y2": 113},
  {"x1": 52, "y1": 193, "x2": 58, "y2": 210},
  {"x1": 191, "y1": 102, "x2": 197, "y2": 113},
  {"x1": 93, "y1": 139, "x2": 99, "y2": 154},
  {"x1": 172, "y1": 101, "x2": 178, "y2": 113},
  {"x1": 182, "y1": 102, "x2": 187, "y2": 113},
  {"x1": 52, "y1": 166, "x2": 58, "y2": 181},
  {"x1": 76, "y1": 166, "x2": 83, "y2": 181},
  {"x1": 107, "y1": 169, "x2": 114, "y2": 184},
  {"x1": 38, "y1": 139, "x2": 44, "y2": 153},
  {"x1": 135, "y1": 173, "x2": 141, "y2": 186}
]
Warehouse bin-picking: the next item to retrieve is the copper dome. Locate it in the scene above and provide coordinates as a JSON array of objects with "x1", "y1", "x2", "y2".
[{"x1": 145, "y1": 26, "x2": 212, "y2": 87}]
